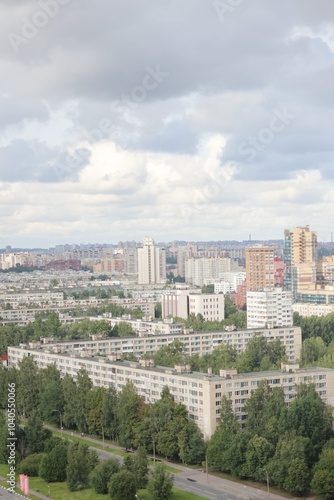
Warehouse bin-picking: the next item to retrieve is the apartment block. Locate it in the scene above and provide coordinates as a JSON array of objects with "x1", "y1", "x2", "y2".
[
  {"x1": 247, "y1": 289, "x2": 293, "y2": 329},
  {"x1": 161, "y1": 289, "x2": 225, "y2": 322},
  {"x1": 245, "y1": 246, "x2": 275, "y2": 291},
  {"x1": 293, "y1": 302, "x2": 334, "y2": 317},
  {"x1": 138, "y1": 238, "x2": 166, "y2": 284},
  {"x1": 7, "y1": 324, "x2": 301, "y2": 362},
  {"x1": 8, "y1": 346, "x2": 333, "y2": 440},
  {"x1": 185, "y1": 258, "x2": 231, "y2": 287}
]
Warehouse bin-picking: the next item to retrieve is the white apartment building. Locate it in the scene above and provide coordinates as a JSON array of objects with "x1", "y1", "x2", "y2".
[
  {"x1": 96, "y1": 316, "x2": 189, "y2": 336},
  {"x1": 161, "y1": 289, "x2": 224, "y2": 321},
  {"x1": 161, "y1": 289, "x2": 190, "y2": 319},
  {"x1": 7, "y1": 346, "x2": 334, "y2": 440},
  {"x1": 138, "y1": 238, "x2": 166, "y2": 285},
  {"x1": 185, "y1": 258, "x2": 231, "y2": 287},
  {"x1": 293, "y1": 302, "x2": 334, "y2": 317},
  {"x1": 188, "y1": 294, "x2": 225, "y2": 322},
  {"x1": 0, "y1": 292, "x2": 64, "y2": 307},
  {"x1": 214, "y1": 272, "x2": 246, "y2": 294},
  {"x1": 7, "y1": 325, "x2": 301, "y2": 362},
  {"x1": 247, "y1": 289, "x2": 293, "y2": 329}
]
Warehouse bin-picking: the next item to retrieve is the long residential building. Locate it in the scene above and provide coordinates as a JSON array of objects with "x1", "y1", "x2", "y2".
[
  {"x1": 7, "y1": 346, "x2": 334, "y2": 440},
  {"x1": 7, "y1": 324, "x2": 302, "y2": 362}
]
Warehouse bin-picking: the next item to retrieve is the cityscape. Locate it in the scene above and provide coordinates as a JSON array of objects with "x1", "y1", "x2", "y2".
[{"x1": 1, "y1": 1, "x2": 334, "y2": 500}]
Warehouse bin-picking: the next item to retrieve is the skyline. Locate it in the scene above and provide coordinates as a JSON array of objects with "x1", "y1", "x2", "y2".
[{"x1": 1, "y1": 1, "x2": 334, "y2": 246}]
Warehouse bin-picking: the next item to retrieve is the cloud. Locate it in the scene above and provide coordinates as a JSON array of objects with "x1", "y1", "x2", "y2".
[{"x1": 1, "y1": 0, "x2": 334, "y2": 244}]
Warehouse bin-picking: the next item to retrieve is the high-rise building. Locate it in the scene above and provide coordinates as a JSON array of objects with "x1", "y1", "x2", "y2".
[
  {"x1": 284, "y1": 226, "x2": 318, "y2": 295},
  {"x1": 137, "y1": 238, "x2": 166, "y2": 284},
  {"x1": 245, "y1": 246, "x2": 274, "y2": 291},
  {"x1": 246, "y1": 288, "x2": 293, "y2": 329}
]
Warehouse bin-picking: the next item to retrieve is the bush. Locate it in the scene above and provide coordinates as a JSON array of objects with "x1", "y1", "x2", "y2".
[{"x1": 18, "y1": 453, "x2": 45, "y2": 476}]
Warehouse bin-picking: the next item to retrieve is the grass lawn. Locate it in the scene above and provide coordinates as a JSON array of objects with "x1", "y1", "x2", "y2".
[
  {"x1": 51, "y1": 429, "x2": 182, "y2": 473},
  {"x1": 138, "y1": 488, "x2": 208, "y2": 500},
  {"x1": 1, "y1": 463, "x2": 206, "y2": 500}
]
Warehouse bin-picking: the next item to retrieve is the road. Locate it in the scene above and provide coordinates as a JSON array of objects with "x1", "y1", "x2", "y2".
[
  {"x1": 50, "y1": 427, "x2": 290, "y2": 500},
  {"x1": 0, "y1": 485, "x2": 28, "y2": 499}
]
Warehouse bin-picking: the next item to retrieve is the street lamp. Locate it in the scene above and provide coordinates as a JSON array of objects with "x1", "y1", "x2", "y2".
[
  {"x1": 52, "y1": 409, "x2": 63, "y2": 438},
  {"x1": 264, "y1": 469, "x2": 270, "y2": 500}
]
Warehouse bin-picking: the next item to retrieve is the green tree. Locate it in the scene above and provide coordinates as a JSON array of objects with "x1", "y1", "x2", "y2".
[
  {"x1": 147, "y1": 463, "x2": 174, "y2": 500},
  {"x1": 300, "y1": 337, "x2": 327, "y2": 366},
  {"x1": 108, "y1": 469, "x2": 137, "y2": 500},
  {"x1": 102, "y1": 384, "x2": 119, "y2": 441},
  {"x1": 133, "y1": 446, "x2": 149, "y2": 488},
  {"x1": 245, "y1": 382, "x2": 285, "y2": 443},
  {"x1": 244, "y1": 435, "x2": 274, "y2": 481},
  {"x1": 281, "y1": 384, "x2": 333, "y2": 462},
  {"x1": 268, "y1": 433, "x2": 310, "y2": 492},
  {"x1": 90, "y1": 457, "x2": 120, "y2": 494},
  {"x1": 117, "y1": 381, "x2": 142, "y2": 448},
  {"x1": 118, "y1": 322, "x2": 135, "y2": 337},
  {"x1": 207, "y1": 395, "x2": 240, "y2": 471},
  {"x1": 18, "y1": 453, "x2": 45, "y2": 477},
  {"x1": 39, "y1": 442, "x2": 68, "y2": 482},
  {"x1": 66, "y1": 442, "x2": 98, "y2": 491},
  {"x1": 39, "y1": 380, "x2": 64, "y2": 423},
  {"x1": 284, "y1": 457, "x2": 310, "y2": 494},
  {"x1": 16, "y1": 357, "x2": 40, "y2": 417},
  {"x1": 178, "y1": 419, "x2": 206, "y2": 465},
  {"x1": 25, "y1": 411, "x2": 51, "y2": 455},
  {"x1": 311, "y1": 448, "x2": 334, "y2": 497}
]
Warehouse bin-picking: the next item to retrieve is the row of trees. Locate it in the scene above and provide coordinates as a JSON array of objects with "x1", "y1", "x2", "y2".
[
  {"x1": 294, "y1": 311, "x2": 334, "y2": 344},
  {"x1": 149, "y1": 335, "x2": 287, "y2": 374},
  {"x1": 0, "y1": 358, "x2": 206, "y2": 465},
  {"x1": 1, "y1": 414, "x2": 173, "y2": 499},
  {"x1": 207, "y1": 383, "x2": 334, "y2": 495}
]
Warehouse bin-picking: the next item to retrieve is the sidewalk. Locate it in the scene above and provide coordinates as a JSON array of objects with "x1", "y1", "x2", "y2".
[
  {"x1": 47, "y1": 426, "x2": 291, "y2": 500},
  {"x1": 0, "y1": 479, "x2": 50, "y2": 500}
]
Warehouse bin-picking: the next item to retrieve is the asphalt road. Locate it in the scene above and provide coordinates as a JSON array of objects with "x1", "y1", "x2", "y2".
[
  {"x1": 46, "y1": 427, "x2": 290, "y2": 500},
  {"x1": 0, "y1": 485, "x2": 26, "y2": 499}
]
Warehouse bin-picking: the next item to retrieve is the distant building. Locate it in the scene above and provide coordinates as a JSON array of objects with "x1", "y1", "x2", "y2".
[
  {"x1": 161, "y1": 289, "x2": 224, "y2": 321},
  {"x1": 185, "y1": 258, "x2": 231, "y2": 287},
  {"x1": 245, "y1": 246, "x2": 275, "y2": 291},
  {"x1": 247, "y1": 288, "x2": 293, "y2": 329},
  {"x1": 138, "y1": 238, "x2": 166, "y2": 284}
]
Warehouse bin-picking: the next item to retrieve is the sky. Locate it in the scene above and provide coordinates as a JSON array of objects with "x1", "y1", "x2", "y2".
[{"x1": 1, "y1": 0, "x2": 334, "y2": 247}]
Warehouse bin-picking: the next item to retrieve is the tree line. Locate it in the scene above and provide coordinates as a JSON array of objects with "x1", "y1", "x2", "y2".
[
  {"x1": 207, "y1": 383, "x2": 334, "y2": 496},
  {"x1": 0, "y1": 358, "x2": 206, "y2": 466}
]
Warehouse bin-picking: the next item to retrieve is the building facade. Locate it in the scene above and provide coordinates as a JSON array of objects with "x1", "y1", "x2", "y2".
[
  {"x1": 247, "y1": 289, "x2": 293, "y2": 329},
  {"x1": 138, "y1": 238, "x2": 166, "y2": 284},
  {"x1": 245, "y1": 246, "x2": 275, "y2": 291},
  {"x1": 7, "y1": 347, "x2": 333, "y2": 440}
]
